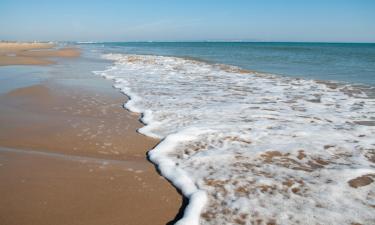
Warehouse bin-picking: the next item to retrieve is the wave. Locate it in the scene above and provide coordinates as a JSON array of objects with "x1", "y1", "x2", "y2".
[
  {"x1": 76, "y1": 41, "x2": 102, "y2": 44},
  {"x1": 95, "y1": 53, "x2": 375, "y2": 225}
]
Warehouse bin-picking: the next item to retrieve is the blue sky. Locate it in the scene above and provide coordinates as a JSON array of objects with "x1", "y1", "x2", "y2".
[{"x1": 0, "y1": 0, "x2": 374, "y2": 42}]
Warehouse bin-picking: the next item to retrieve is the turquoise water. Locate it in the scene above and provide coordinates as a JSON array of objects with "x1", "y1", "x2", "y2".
[{"x1": 82, "y1": 42, "x2": 375, "y2": 85}]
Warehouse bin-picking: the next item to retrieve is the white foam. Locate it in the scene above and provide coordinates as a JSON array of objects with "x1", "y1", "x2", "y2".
[
  {"x1": 76, "y1": 41, "x2": 101, "y2": 44},
  {"x1": 149, "y1": 128, "x2": 209, "y2": 225},
  {"x1": 96, "y1": 53, "x2": 375, "y2": 225}
]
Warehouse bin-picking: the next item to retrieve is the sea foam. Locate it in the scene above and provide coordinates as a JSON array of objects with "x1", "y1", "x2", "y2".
[{"x1": 96, "y1": 53, "x2": 375, "y2": 225}]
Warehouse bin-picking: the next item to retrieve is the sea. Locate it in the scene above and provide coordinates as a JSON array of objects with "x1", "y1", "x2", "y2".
[{"x1": 80, "y1": 42, "x2": 375, "y2": 225}]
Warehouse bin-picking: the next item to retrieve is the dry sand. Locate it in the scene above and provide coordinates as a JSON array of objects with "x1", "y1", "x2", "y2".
[
  {"x1": 0, "y1": 44, "x2": 181, "y2": 225},
  {"x1": 0, "y1": 42, "x2": 80, "y2": 66}
]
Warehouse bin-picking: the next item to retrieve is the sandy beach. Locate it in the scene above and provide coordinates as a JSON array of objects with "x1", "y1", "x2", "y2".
[
  {"x1": 0, "y1": 43, "x2": 181, "y2": 225},
  {"x1": 0, "y1": 42, "x2": 80, "y2": 66},
  {"x1": 2, "y1": 1, "x2": 374, "y2": 224}
]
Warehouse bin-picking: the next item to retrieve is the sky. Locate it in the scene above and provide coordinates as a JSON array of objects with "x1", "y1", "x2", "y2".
[{"x1": 0, "y1": 0, "x2": 374, "y2": 42}]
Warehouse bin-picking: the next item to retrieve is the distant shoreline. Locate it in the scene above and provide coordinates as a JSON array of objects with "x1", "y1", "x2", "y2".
[{"x1": 0, "y1": 42, "x2": 80, "y2": 66}]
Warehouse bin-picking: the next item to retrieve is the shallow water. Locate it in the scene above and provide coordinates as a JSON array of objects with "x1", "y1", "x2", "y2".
[
  {"x1": 0, "y1": 65, "x2": 50, "y2": 94},
  {"x1": 94, "y1": 51, "x2": 375, "y2": 225}
]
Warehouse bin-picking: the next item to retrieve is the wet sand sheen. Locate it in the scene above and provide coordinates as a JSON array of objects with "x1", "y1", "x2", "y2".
[
  {"x1": 0, "y1": 47, "x2": 181, "y2": 225},
  {"x1": 0, "y1": 84, "x2": 160, "y2": 160}
]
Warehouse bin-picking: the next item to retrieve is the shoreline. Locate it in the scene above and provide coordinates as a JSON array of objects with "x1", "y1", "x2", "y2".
[
  {"x1": 3, "y1": 42, "x2": 374, "y2": 225},
  {"x1": 98, "y1": 52, "x2": 375, "y2": 225},
  {"x1": 0, "y1": 43, "x2": 181, "y2": 225}
]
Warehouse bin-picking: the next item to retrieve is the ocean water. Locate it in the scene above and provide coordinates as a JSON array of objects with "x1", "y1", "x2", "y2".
[
  {"x1": 87, "y1": 42, "x2": 375, "y2": 85},
  {"x1": 87, "y1": 42, "x2": 375, "y2": 225}
]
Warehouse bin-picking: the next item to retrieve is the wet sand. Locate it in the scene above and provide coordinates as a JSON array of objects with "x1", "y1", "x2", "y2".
[
  {"x1": 0, "y1": 148, "x2": 179, "y2": 225},
  {"x1": 0, "y1": 84, "x2": 159, "y2": 160},
  {"x1": 0, "y1": 44, "x2": 181, "y2": 225}
]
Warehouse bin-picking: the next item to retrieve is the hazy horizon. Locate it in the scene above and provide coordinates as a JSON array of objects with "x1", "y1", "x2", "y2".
[{"x1": 1, "y1": 0, "x2": 374, "y2": 43}]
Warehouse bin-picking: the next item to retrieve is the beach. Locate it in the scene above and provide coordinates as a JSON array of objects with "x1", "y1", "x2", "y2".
[
  {"x1": 1, "y1": 41, "x2": 374, "y2": 225},
  {"x1": 1, "y1": 1, "x2": 373, "y2": 224},
  {"x1": 0, "y1": 43, "x2": 181, "y2": 225}
]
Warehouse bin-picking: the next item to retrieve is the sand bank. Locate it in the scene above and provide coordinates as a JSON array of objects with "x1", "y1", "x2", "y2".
[{"x1": 0, "y1": 42, "x2": 80, "y2": 66}]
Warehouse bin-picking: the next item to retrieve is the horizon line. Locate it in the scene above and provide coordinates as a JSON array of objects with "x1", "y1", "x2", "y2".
[
  {"x1": 2, "y1": 40, "x2": 374, "y2": 44},
  {"x1": 73, "y1": 40, "x2": 375, "y2": 44}
]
